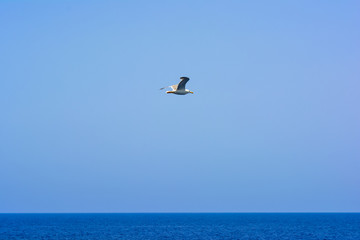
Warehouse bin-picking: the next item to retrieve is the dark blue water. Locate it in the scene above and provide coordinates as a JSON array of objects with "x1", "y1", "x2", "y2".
[{"x1": 1, "y1": 213, "x2": 359, "y2": 239}]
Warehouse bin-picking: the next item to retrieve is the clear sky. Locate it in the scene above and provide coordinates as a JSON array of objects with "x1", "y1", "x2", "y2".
[{"x1": 1, "y1": 0, "x2": 359, "y2": 213}]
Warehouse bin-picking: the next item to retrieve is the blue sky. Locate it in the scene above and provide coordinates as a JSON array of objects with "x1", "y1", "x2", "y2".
[{"x1": 1, "y1": 0, "x2": 359, "y2": 213}]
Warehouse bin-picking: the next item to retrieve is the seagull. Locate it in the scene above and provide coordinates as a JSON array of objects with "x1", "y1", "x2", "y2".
[{"x1": 160, "y1": 77, "x2": 194, "y2": 95}]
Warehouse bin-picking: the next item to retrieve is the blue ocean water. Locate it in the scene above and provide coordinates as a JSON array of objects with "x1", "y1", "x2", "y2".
[{"x1": 0, "y1": 213, "x2": 359, "y2": 240}]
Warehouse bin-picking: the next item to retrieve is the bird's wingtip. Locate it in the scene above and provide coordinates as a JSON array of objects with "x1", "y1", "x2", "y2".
[{"x1": 180, "y1": 76, "x2": 189, "y2": 80}]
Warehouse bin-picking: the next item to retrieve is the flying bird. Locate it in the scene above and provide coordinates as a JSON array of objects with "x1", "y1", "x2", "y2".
[{"x1": 160, "y1": 77, "x2": 194, "y2": 95}]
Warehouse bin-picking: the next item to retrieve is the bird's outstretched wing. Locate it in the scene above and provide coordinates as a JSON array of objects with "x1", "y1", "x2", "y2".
[
  {"x1": 160, "y1": 85, "x2": 178, "y2": 90},
  {"x1": 176, "y1": 77, "x2": 189, "y2": 91}
]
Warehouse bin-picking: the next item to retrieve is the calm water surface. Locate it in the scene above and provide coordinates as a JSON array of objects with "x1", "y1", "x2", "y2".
[{"x1": 0, "y1": 213, "x2": 359, "y2": 239}]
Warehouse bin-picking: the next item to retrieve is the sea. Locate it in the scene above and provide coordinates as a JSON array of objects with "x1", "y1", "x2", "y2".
[{"x1": 0, "y1": 213, "x2": 359, "y2": 239}]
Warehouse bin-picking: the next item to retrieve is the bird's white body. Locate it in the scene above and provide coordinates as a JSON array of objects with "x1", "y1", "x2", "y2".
[
  {"x1": 167, "y1": 89, "x2": 192, "y2": 95},
  {"x1": 160, "y1": 77, "x2": 193, "y2": 95}
]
